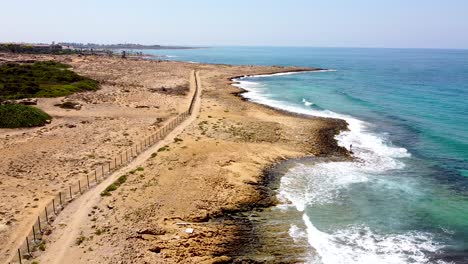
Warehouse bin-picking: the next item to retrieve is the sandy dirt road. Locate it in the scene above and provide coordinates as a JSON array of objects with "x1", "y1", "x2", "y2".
[{"x1": 32, "y1": 70, "x2": 201, "y2": 264}]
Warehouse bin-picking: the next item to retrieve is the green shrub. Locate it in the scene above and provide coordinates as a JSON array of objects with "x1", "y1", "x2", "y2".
[
  {"x1": 0, "y1": 104, "x2": 51, "y2": 128},
  {"x1": 0, "y1": 61, "x2": 98, "y2": 100},
  {"x1": 100, "y1": 175, "x2": 127, "y2": 196},
  {"x1": 100, "y1": 183, "x2": 118, "y2": 196},
  {"x1": 106, "y1": 183, "x2": 118, "y2": 192},
  {"x1": 117, "y1": 175, "x2": 127, "y2": 184},
  {"x1": 157, "y1": 146, "x2": 169, "y2": 152}
]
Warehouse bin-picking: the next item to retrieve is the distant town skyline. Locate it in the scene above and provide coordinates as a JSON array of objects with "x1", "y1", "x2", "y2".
[{"x1": 2, "y1": 0, "x2": 468, "y2": 49}]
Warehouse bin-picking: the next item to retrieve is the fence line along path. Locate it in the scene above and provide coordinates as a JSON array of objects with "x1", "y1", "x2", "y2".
[{"x1": 8, "y1": 70, "x2": 202, "y2": 264}]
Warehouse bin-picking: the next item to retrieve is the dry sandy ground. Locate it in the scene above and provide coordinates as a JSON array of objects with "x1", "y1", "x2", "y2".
[
  {"x1": 0, "y1": 54, "x2": 195, "y2": 262},
  {"x1": 34, "y1": 70, "x2": 202, "y2": 264},
  {"x1": 1, "y1": 54, "x2": 348, "y2": 263}
]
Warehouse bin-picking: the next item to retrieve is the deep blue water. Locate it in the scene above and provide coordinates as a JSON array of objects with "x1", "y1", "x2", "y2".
[{"x1": 145, "y1": 47, "x2": 468, "y2": 263}]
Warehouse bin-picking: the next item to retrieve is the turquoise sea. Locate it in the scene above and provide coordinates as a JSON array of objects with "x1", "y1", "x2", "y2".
[{"x1": 145, "y1": 47, "x2": 468, "y2": 263}]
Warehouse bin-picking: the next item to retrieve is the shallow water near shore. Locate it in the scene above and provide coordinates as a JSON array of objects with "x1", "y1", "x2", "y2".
[{"x1": 146, "y1": 47, "x2": 468, "y2": 263}]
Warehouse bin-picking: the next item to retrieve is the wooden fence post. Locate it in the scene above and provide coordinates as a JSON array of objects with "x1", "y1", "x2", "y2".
[
  {"x1": 26, "y1": 237, "x2": 30, "y2": 256},
  {"x1": 38, "y1": 216, "x2": 42, "y2": 233},
  {"x1": 45, "y1": 207, "x2": 48, "y2": 222}
]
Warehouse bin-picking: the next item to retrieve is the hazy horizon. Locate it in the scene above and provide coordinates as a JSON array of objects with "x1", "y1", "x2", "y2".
[
  {"x1": 3, "y1": 43, "x2": 468, "y2": 51},
  {"x1": 2, "y1": 0, "x2": 468, "y2": 49}
]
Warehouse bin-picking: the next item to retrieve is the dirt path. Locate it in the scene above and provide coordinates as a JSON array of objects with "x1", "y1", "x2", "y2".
[{"x1": 33, "y1": 71, "x2": 201, "y2": 264}]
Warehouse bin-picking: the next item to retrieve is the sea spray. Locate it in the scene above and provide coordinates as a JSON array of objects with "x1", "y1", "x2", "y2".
[
  {"x1": 303, "y1": 98, "x2": 314, "y2": 106},
  {"x1": 235, "y1": 71, "x2": 449, "y2": 264},
  {"x1": 303, "y1": 214, "x2": 444, "y2": 264}
]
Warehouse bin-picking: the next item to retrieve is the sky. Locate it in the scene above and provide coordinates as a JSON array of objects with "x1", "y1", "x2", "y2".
[{"x1": 1, "y1": 0, "x2": 468, "y2": 49}]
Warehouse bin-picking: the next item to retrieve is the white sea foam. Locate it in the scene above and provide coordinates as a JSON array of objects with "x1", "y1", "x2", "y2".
[
  {"x1": 232, "y1": 72, "x2": 440, "y2": 263},
  {"x1": 289, "y1": 224, "x2": 308, "y2": 243},
  {"x1": 302, "y1": 98, "x2": 314, "y2": 106},
  {"x1": 279, "y1": 162, "x2": 369, "y2": 210},
  {"x1": 234, "y1": 69, "x2": 337, "y2": 80},
  {"x1": 303, "y1": 215, "x2": 446, "y2": 264}
]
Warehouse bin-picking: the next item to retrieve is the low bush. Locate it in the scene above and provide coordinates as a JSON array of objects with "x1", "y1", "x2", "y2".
[
  {"x1": 54, "y1": 101, "x2": 80, "y2": 109},
  {"x1": 100, "y1": 175, "x2": 128, "y2": 196},
  {"x1": 100, "y1": 184, "x2": 118, "y2": 196},
  {"x1": 0, "y1": 61, "x2": 99, "y2": 100},
  {"x1": 157, "y1": 146, "x2": 169, "y2": 152},
  {"x1": 0, "y1": 104, "x2": 51, "y2": 128},
  {"x1": 117, "y1": 175, "x2": 127, "y2": 184}
]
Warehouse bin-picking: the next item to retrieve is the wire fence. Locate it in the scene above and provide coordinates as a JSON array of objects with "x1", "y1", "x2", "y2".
[{"x1": 9, "y1": 71, "x2": 199, "y2": 264}]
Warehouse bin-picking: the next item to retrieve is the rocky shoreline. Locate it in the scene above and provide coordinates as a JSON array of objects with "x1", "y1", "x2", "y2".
[
  {"x1": 220, "y1": 116, "x2": 350, "y2": 262},
  {"x1": 200, "y1": 70, "x2": 351, "y2": 262}
]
